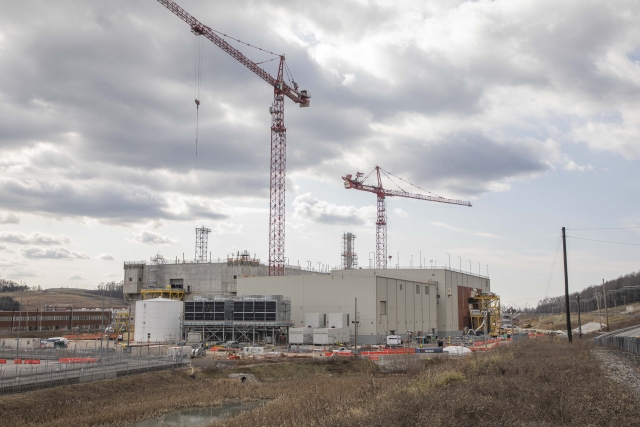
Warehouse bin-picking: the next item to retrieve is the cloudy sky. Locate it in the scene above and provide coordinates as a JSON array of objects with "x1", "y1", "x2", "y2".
[{"x1": 1, "y1": 0, "x2": 639, "y2": 307}]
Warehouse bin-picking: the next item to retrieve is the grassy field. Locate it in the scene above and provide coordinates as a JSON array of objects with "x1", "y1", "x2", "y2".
[
  {"x1": 0, "y1": 338, "x2": 638, "y2": 426},
  {"x1": 3, "y1": 288, "x2": 127, "y2": 311},
  {"x1": 519, "y1": 306, "x2": 640, "y2": 333}
]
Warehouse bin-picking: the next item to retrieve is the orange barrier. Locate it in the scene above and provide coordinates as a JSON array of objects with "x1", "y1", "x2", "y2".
[
  {"x1": 368, "y1": 356, "x2": 379, "y2": 361},
  {"x1": 13, "y1": 359, "x2": 22, "y2": 364},
  {"x1": 360, "y1": 348, "x2": 413, "y2": 356},
  {"x1": 24, "y1": 359, "x2": 41, "y2": 364},
  {"x1": 0, "y1": 359, "x2": 5, "y2": 364},
  {"x1": 58, "y1": 357, "x2": 98, "y2": 364}
]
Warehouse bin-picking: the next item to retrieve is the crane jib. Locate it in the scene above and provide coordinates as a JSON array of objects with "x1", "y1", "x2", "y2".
[{"x1": 157, "y1": 0, "x2": 309, "y2": 105}]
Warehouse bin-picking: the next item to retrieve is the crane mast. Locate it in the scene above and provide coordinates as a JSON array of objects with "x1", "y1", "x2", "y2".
[
  {"x1": 156, "y1": 0, "x2": 310, "y2": 276},
  {"x1": 343, "y1": 166, "x2": 472, "y2": 269}
]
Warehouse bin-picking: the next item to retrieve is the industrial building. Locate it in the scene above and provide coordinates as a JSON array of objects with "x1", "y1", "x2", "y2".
[
  {"x1": 0, "y1": 309, "x2": 112, "y2": 332},
  {"x1": 123, "y1": 251, "x2": 312, "y2": 302},
  {"x1": 132, "y1": 294, "x2": 292, "y2": 344},
  {"x1": 123, "y1": 228, "x2": 491, "y2": 344},
  {"x1": 238, "y1": 268, "x2": 490, "y2": 341}
]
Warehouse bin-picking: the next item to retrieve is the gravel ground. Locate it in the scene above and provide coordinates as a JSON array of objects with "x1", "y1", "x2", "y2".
[{"x1": 593, "y1": 347, "x2": 640, "y2": 397}]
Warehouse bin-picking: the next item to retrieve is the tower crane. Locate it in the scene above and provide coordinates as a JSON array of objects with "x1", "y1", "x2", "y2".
[
  {"x1": 156, "y1": 0, "x2": 311, "y2": 276},
  {"x1": 342, "y1": 166, "x2": 471, "y2": 269}
]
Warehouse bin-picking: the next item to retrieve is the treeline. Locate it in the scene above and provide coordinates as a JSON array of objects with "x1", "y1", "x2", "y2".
[
  {"x1": 84, "y1": 281, "x2": 124, "y2": 300},
  {"x1": 0, "y1": 296, "x2": 20, "y2": 311},
  {"x1": 0, "y1": 279, "x2": 29, "y2": 293},
  {"x1": 536, "y1": 270, "x2": 640, "y2": 314}
]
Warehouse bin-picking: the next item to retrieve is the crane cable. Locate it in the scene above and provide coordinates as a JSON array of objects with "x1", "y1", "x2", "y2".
[{"x1": 195, "y1": 34, "x2": 204, "y2": 162}]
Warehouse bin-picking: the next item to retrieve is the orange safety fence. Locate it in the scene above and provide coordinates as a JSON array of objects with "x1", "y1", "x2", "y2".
[
  {"x1": 58, "y1": 357, "x2": 98, "y2": 364},
  {"x1": 13, "y1": 359, "x2": 22, "y2": 364},
  {"x1": 0, "y1": 359, "x2": 5, "y2": 364},
  {"x1": 360, "y1": 348, "x2": 414, "y2": 356}
]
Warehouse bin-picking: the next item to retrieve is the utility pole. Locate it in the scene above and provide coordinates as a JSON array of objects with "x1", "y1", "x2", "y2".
[
  {"x1": 595, "y1": 291, "x2": 601, "y2": 325},
  {"x1": 352, "y1": 298, "x2": 359, "y2": 352},
  {"x1": 562, "y1": 227, "x2": 572, "y2": 343},
  {"x1": 16, "y1": 290, "x2": 23, "y2": 358},
  {"x1": 602, "y1": 279, "x2": 609, "y2": 332},
  {"x1": 576, "y1": 295, "x2": 582, "y2": 338}
]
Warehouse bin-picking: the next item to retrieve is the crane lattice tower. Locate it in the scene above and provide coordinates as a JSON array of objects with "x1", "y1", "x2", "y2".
[{"x1": 195, "y1": 226, "x2": 211, "y2": 263}]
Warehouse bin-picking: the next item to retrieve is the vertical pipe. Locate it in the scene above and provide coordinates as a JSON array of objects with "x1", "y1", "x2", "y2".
[
  {"x1": 577, "y1": 295, "x2": 582, "y2": 338},
  {"x1": 562, "y1": 227, "x2": 572, "y2": 343},
  {"x1": 602, "y1": 279, "x2": 609, "y2": 332}
]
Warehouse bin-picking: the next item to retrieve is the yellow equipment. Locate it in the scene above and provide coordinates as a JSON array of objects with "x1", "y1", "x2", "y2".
[{"x1": 469, "y1": 293, "x2": 501, "y2": 337}]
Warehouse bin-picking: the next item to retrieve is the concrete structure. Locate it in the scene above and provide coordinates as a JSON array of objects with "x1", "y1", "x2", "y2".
[
  {"x1": 124, "y1": 257, "x2": 312, "y2": 302},
  {"x1": 134, "y1": 298, "x2": 182, "y2": 343},
  {"x1": 238, "y1": 268, "x2": 490, "y2": 339},
  {"x1": 238, "y1": 270, "x2": 438, "y2": 344}
]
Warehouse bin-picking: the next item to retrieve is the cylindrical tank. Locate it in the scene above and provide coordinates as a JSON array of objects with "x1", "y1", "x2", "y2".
[{"x1": 134, "y1": 298, "x2": 183, "y2": 343}]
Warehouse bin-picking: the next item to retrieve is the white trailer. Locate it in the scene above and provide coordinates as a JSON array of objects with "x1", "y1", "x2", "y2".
[
  {"x1": 386, "y1": 335, "x2": 402, "y2": 346},
  {"x1": 289, "y1": 327, "x2": 313, "y2": 344},
  {"x1": 313, "y1": 327, "x2": 349, "y2": 345}
]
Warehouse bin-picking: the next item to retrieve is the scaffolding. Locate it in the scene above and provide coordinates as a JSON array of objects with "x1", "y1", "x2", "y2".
[
  {"x1": 141, "y1": 289, "x2": 185, "y2": 301},
  {"x1": 195, "y1": 226, "x2": 211, "y2": 263},
  {"x1": 341, "y1": 232, "x2": 358, "y2": 270},
  {"x1": 227, "y1": 250, "x2": 260, "y2": 267},
  {"x1": 469, "y1": 293, "x2": 502, "y2": 337},
  {"x1": 148, "y1": 254, "x2": 166, "y2": 289}
]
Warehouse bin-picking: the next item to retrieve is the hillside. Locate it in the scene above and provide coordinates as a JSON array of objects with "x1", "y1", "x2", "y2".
[{"x1": 2, "y1": 288, "x2": 128, "y2": 311}]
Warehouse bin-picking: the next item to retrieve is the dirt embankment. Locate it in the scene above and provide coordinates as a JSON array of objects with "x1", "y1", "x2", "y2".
[{"x1": 1, "y1": 340, "x2": 639, "y2": 426}]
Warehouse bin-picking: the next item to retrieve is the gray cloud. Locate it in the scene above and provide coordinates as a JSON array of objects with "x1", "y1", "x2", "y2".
[
  {"x1": 0, "y1": 213, "x2": 20, "y2": 224},
  {"x1": 0, "y1": 231, "x2": 71, "y2": 246},
  {"x1": 0, "y1": 0, "x2": 638, "y2": 226},
  {"x1": 293, "y1": 193, "x2": 375, "y2": 225},
  {"x1": 132, "y1": 230, "x2": 176, "y2": 245},
  {"x1": 97, "y1": 253, "x2": 116, "y2": 260},
  {"x1": 68, "y1": 273, "x2": 87, "y2": 280},
  {"x1": 6, "y1": 267, "x2": 42, "y2": 278},
  {"x1": 21, "y1": 246, "x2": 90, "y2": 259}
]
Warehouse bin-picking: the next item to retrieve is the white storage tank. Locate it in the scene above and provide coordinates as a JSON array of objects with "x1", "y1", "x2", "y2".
[{"x1": 134, "y1": 298, "x2": 183, "y2": 343}]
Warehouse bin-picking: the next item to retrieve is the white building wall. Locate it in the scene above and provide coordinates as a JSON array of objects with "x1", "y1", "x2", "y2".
[
  {"x1": 339, "y1": 268, "x2": 490, "y2": 337},
  {"x1": 237, "y1": 271, "x2": 436, "y2": 344}
]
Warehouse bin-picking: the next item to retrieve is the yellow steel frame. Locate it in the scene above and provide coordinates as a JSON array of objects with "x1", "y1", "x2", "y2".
[
  {"x1": 470, "y1": 294, "x2": 501, "y2": 337},
  {"x1": 115, "y1": 311, "x2": 129, "y2": 332},
  {"x1": 141, "y1": 289, "x2": 185, "y2": 301}
]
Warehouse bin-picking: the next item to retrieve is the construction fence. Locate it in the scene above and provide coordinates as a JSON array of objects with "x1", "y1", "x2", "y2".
[
  {"x1": 0, "y1": 350, "x2": 189, "y2": 395},
  {"x1": 593, "y1": 326, "x2": 640, "y2": 356}
]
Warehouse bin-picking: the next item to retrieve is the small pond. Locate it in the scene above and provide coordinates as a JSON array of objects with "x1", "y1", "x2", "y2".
[{"x1": 128, "y1": 400, "x2": 266, "y2": 427}]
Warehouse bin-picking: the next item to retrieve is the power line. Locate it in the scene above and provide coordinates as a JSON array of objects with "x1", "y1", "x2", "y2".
[
  {"x1": 566, "y1": 226, "x2": 640, "y2": 230},
  {"x1": 566, "y1": 236, "x2": 640, "y2": 246},
  {"x1": 544, "y1": 236, "x2": 562, "y2": 299}
]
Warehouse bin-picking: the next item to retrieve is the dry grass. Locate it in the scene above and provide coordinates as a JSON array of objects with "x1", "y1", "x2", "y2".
[
  {"x1": 0, "y1": 339, "x2": 638, "y2": 426},
  {"x1": 2, "y1": 288, "x2": 127, "y2": 311}
]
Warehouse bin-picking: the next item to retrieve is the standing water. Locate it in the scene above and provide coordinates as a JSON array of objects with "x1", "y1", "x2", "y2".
[{"x1": 128, "y1": 401, "x2": 266, "y2": 427}]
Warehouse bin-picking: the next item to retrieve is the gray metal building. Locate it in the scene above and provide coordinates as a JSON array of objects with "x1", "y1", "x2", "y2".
[{"x1": 238, "y1": 268, "x2": 490, "y2": 340}]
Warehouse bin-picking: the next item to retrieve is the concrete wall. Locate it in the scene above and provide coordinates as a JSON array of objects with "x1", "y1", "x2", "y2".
[
  {"x1": 124, "y1": 262, "x2": 311, "y2": 301},
  {"x1": 237, "y1": 271, "x2": 436, "y2": 344}
]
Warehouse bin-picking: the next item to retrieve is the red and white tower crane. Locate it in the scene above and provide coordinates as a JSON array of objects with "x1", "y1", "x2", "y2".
[
  {"x1": 156, "y1": 0, "x2": 311, "y2": 276},
  {"x1": 342, "y1": 166, "x2": 472, "y2": 269}
]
